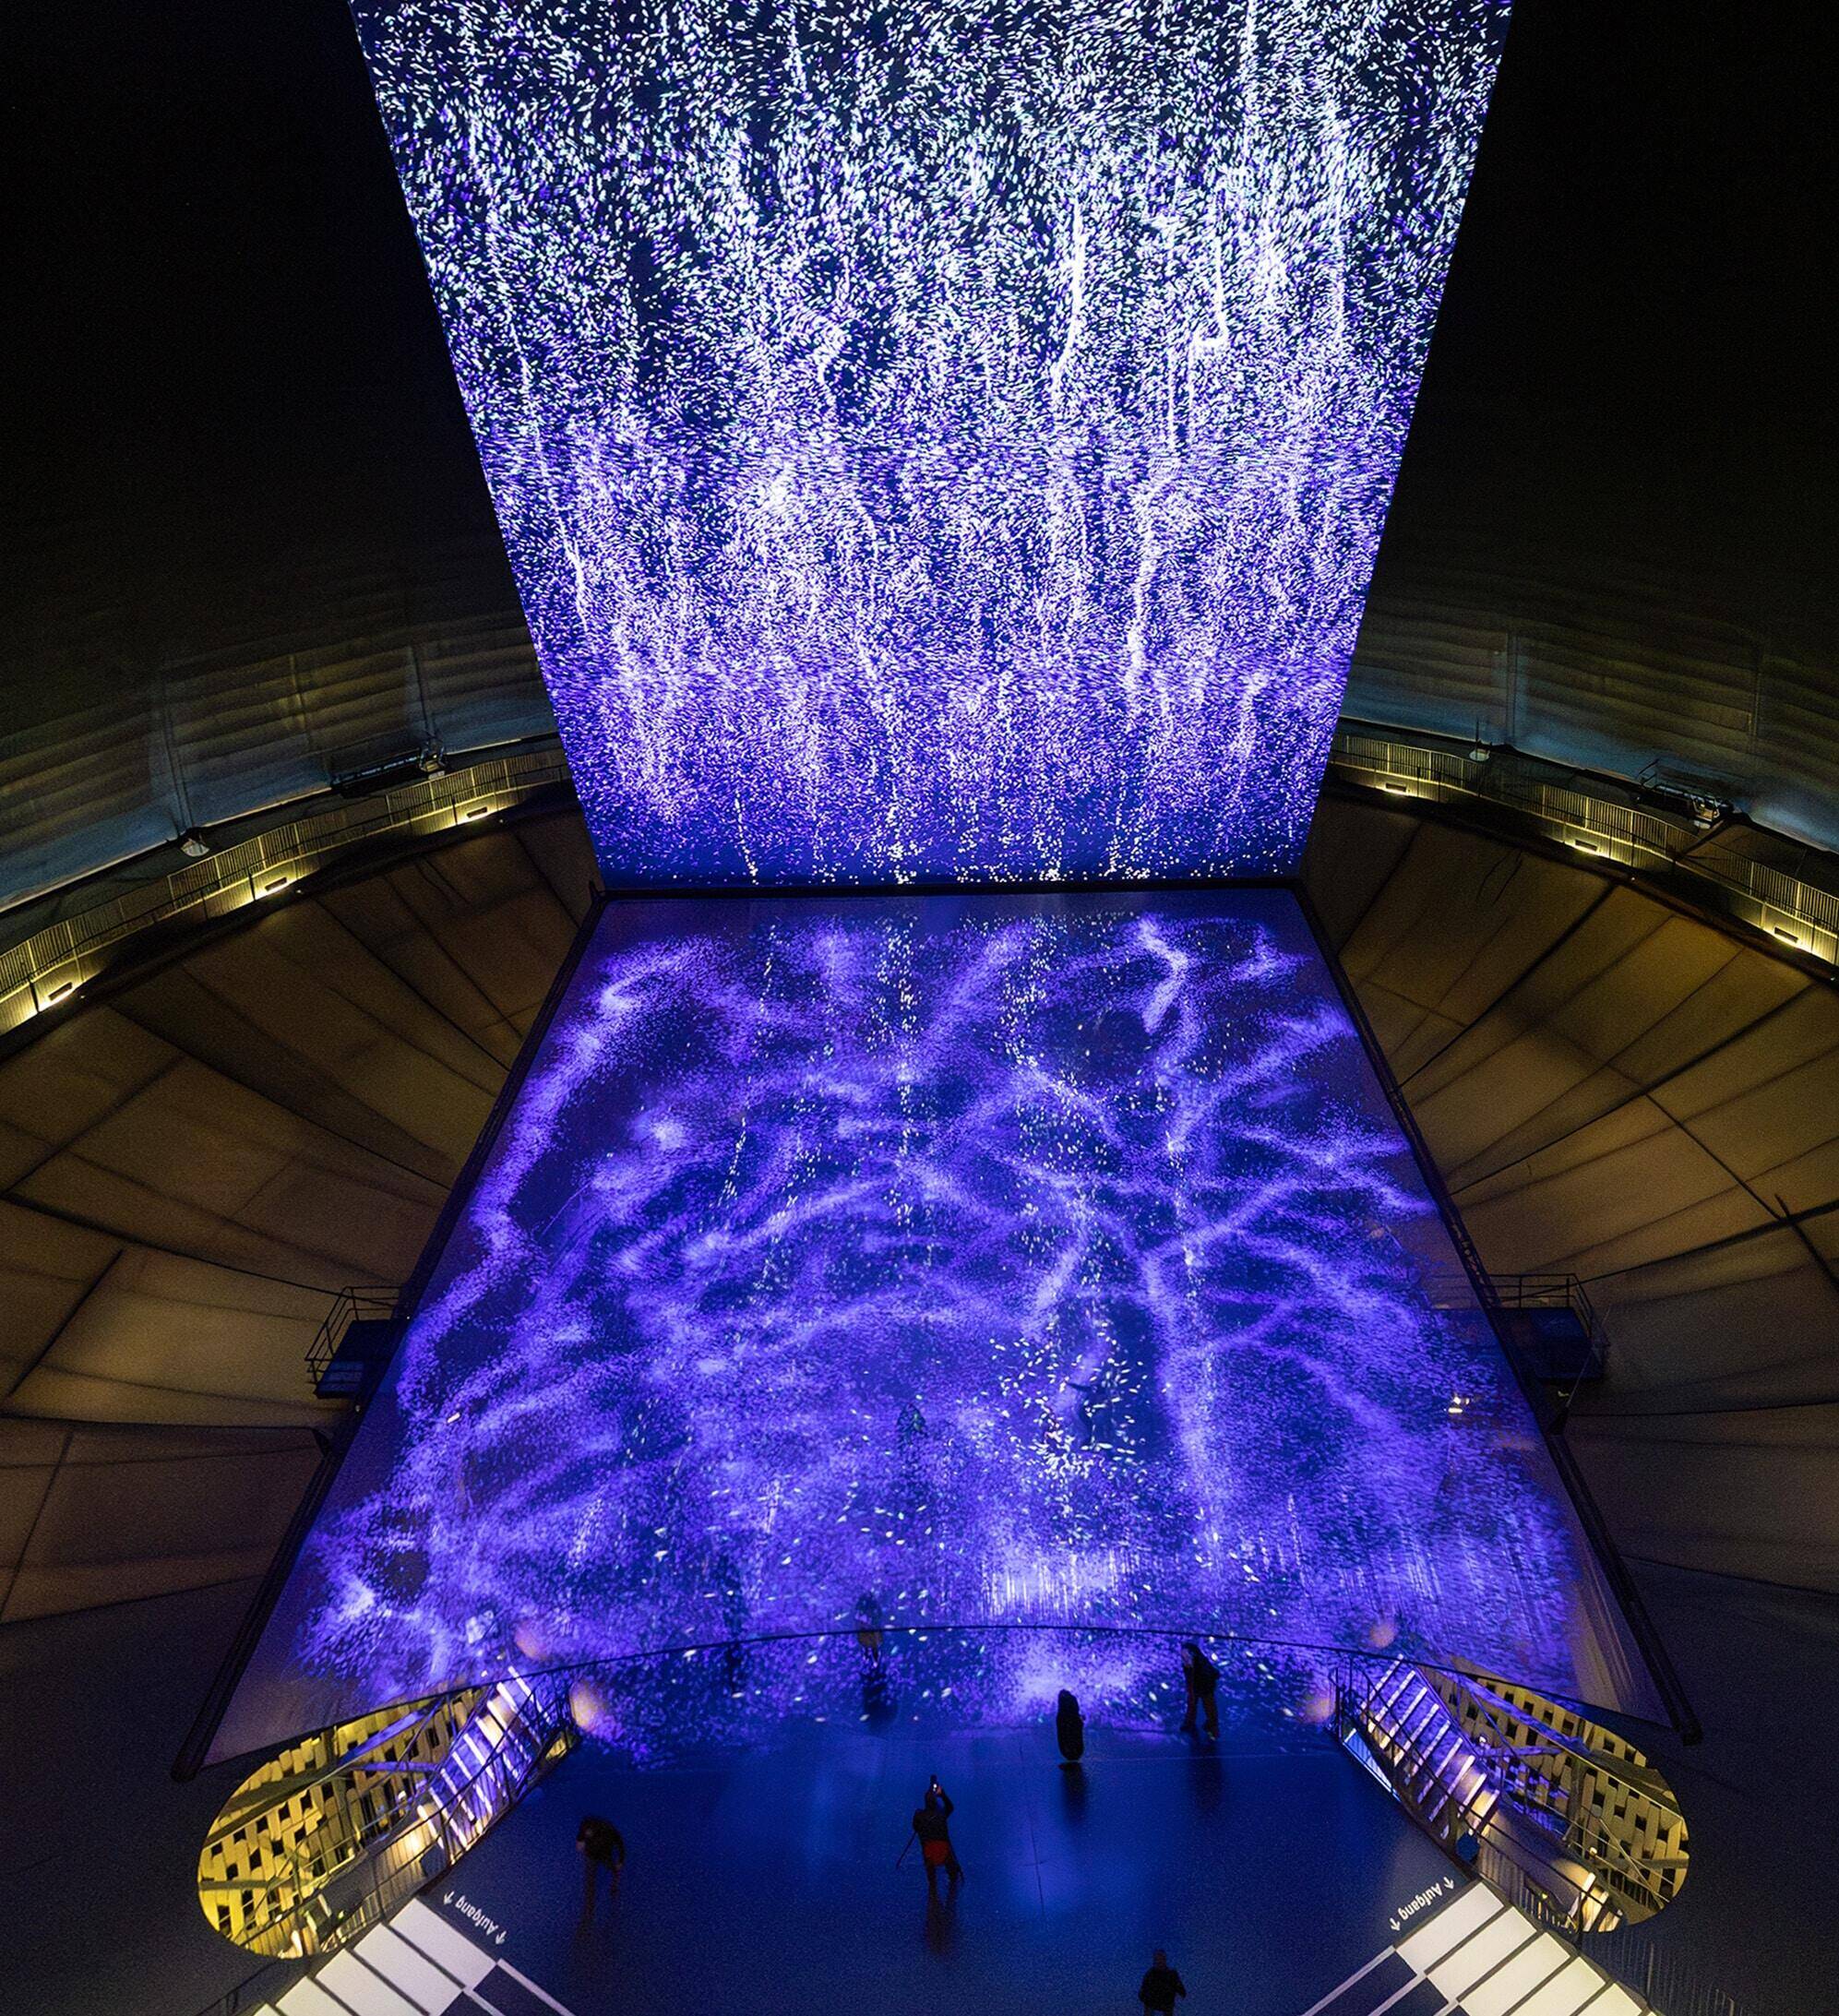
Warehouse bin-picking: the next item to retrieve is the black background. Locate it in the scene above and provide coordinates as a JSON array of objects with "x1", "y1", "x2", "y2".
[{"x1": 6, "y1": 0, "x2": 1835, "y2": 677}]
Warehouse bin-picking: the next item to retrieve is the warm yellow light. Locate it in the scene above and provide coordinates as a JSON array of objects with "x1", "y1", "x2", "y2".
[
  {"x1": 1569, "y1": 836, "x2": 1601, "y2": 853},
  {"x1": 462, "y1": 802, "x2": 492, "y2": 820},
  {"x1": 569, "y1": 1677, "x2": 610, "y2": 1732},
  {"x1": 262, "y1": 875, "x2": 290, "y2": 895},
  {"x1": 1297, "y1": 1686, "x2": 1337, "y2": 1724},
  {"x1": 1380, "y1": 781, "x2": 1412, "y2": 795},
  {"x1": 43, "y1": 980, "x2": 75, "y2": 1004}
]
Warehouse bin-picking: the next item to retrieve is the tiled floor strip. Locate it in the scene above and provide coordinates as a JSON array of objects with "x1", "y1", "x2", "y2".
[
  {"x1": 1388, "y1": 1886, "x2": 1657, "y2": 2016},
  {"x1": 256, "y1": 1872, "x2": 1665, "y2": 2016}
]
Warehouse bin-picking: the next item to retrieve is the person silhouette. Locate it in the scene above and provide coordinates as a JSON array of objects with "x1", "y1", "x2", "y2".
[
  {"x1": 854, "y1": 1592, "x2": 886, "y2": 1668},
  {"x1": 576, "y1": 1813, "x2": 624, "y2": 1916},
  {"x1": 1179, "y1": 1640, "x2": 1220, "y2": 1738},
  {"x1": 1056, "y1": 1688, "x2": 1086, "y2": 1765},
  {"x1": 911, "y1": 1776, "x2": 962, "y2": 1892},
  {"x1": 1139, "y1": 1949, "x2": 1188, "y2": 2012}
]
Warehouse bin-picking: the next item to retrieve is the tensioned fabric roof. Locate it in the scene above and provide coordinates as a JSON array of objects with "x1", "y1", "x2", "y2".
[
  {"x1": 5, "y1": 799, "x2": 1833, "y2": 1630},
  {"x1": 1352, "y1": 532, "x2": 1839, "y2": 854},
  {"x1": 0, "y1": 809, "x2": 595, "y2": 1624},
  {"x1": 1, "y1": 531, "x2": 551, "y2": 916},
  {"x1": 6, "y1": 521, "x2": 1837, "y2": 920}
]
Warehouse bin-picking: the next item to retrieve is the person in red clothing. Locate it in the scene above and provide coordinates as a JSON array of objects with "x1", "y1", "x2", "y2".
[
  {"x1": 1139, "y1": 1949, "x2": 1188, "y2": 2013},
  {"x1": 911, "y1": 1776, "x2": 962, "y2": 1892}
]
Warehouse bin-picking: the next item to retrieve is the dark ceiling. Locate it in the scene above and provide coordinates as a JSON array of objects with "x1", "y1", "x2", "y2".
[
  {"x1": 5, "y1": 0, "x2": 1835, "y2": 835},
  {"x1": 1393, "y1": 0, "x2": 1837, "y2": 603}
]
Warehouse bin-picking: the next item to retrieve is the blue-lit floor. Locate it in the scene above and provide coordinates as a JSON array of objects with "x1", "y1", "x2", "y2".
[
  {"x1": 218, "y1": 889, "x2": 1658, "y2": 1760},
  {"x1": 414, "y1": 1713, "x2": 1454, "y2": 2016}
]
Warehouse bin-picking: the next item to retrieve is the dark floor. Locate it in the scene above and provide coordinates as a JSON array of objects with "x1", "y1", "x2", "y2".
[
  {"x1": 2, "y1": 1558, "x2": 1809, "y2": 2014},
  {"x1": 1590, "y1": 1562, "x2": 1839, "y2": 2016},
  {"x1": 0, "y1": 1579, "x2": 275, "y2": 2016},
  {"x1": 420, "y1": 1718, "x2": 1452, "y2": 2016}
]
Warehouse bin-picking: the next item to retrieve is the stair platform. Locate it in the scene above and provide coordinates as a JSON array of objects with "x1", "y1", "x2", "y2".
[{"x1": 242, "y1": 1717, "x2": 1593, "y2": 2016}]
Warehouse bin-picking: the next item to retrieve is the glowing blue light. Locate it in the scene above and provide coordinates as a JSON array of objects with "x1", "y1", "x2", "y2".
[
  {"x1": 348, "y1": 0, "x2": 1510, "y2": 884},
  {"x1": 215, "y1": 892, "x2": 1655, "y2": 1758}
]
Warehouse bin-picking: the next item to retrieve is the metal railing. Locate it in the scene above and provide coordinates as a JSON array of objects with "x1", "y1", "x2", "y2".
[
  {"x1": 1478, "y1": 1849, "x2": 1758, "y2": 2016},
  {"x1": 1489, "y1": 1271, "x2": 1605, "y2": 1324},
  {"x1": 1330, "y1": 725, "x2": 1839, "y2": 972},
  {"x1": 1336, "y1": 1658, "x2": 1754, "y2": 2016},
  {"x1": 1683, "y1": 829, "x2": 1839, "y2": 934},
  {"x1": 1425, "y1": 1270, "x2": 1610, "y2": 1417},
  {"x1": 1446, "y1": 1678, "x2": 1687, "y2": 1923},
  {"x1": 1488, "y1": 1759, "x2": 1682, "y2": 1919},
  {"x1": 200, "y1": 1690, "x2": 479, "y2": 1952},
  {"x1": 1590, "y1": 1926, "x2": 1763, "y2": 2016},
  {"x1": 0, "y1": 741, "x2": 572, "y2": 1041},
  {"x1": 6, "y1": 722, "x2": 1829, "y2": 1046},
  {"x1": 1424, "y1": 1269, "x2": 1607, "y2": 1360},
  {"x1": 194, "y1": 1676, "x2": 576, "y2": 2016},
  {"x1": 305, "y1": 1287, "x2": 401, "y2": 1391}
]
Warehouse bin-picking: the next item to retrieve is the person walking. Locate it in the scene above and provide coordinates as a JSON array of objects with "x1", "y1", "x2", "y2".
[
  {"x1": 1056, "y1": 1688, "x2": 1086, "y2": 1765},
  {"x1": 1179, "y1": 1640, "x2": 1220, "y2": 1738},
  {"x1": 911, "y1": 1776, "x2": 962, "y2": 1891},
  {"x1": 1139, "y1": 1949, "x2": 1188, "y2": 2013},
  {"x1": 854, "y1": 1592, "x2": 887, "y2": 1669},
  {"x1": 576, "y1": 1813, "x2": 625, "y2": 1915}
]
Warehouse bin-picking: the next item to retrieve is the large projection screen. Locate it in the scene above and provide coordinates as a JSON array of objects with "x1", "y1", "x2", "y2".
[
  {"x1": 214, "y1": 890, "x2": 1660, "y2": 1760},
  {"x1": 346, "y1": 0, "x2": 1511, "y2": 886}
]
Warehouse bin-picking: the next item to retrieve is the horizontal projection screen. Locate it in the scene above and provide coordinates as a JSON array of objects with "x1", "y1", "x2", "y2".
[
  {"x1": 347, "y1": 0, "x2": 1511, "y2": 885},
  {"x1": 214, "y1": 890, "x2": 1659, "y2": 1759}
]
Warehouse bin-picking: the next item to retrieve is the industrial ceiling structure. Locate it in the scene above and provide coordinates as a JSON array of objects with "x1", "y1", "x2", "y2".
[
  {"x1": 4, "y1": 792, "x2": 1833, "y2": 2014},
  {"x1": 7, "y1": 801, "x2": 1833, "y2": 1630},
  {"x1": 3, "y1": 2, "x2": 1834, "y2": 2013}
]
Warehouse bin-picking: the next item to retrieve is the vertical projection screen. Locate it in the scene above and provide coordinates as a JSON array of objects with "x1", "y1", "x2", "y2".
[{"x1": 346, "y1": 0, "x2": 1511, "y2": 885}]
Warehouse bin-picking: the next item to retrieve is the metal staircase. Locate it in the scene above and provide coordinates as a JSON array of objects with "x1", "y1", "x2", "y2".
[
  {"x1": 1341, "y1": 1662, "x2": 1613, "y2": 1934},
  {"x1": 1351, "y1": 1661, "x2": 1501, "y2": 1841},
  {"x1": 202, "y1": 1667, "x2": 575, "y2": 1988},
  {"x1": 1433, "y1": 1672, "x2": 1690, "y2": 1928},
  {"x1": 420, "y1": 1671, "x2": 556, "y2": 1857}
]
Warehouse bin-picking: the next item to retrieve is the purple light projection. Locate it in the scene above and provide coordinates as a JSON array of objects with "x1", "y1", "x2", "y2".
[
  {"x1": 214, "y1": 891, "x2": 1657, "y2": 1760},
  {"x1": 346, "y1": 0, "x2": 1511, "y2": 886}
]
